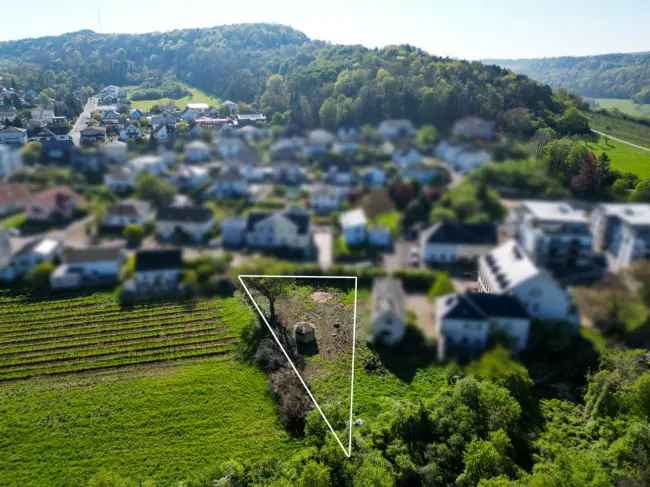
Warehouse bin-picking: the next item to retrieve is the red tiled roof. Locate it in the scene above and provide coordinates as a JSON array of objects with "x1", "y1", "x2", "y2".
[
  {"x1": 0, "y1": 183, "x2": 30, "y2": 207},
  {"x1": 30, "y1": 186, "x2": 81, "y2": 209}
]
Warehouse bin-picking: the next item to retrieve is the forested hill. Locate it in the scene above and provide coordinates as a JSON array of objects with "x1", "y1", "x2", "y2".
[
  {"x1": 0, "y1": 23, "x2": 569, "y2": 129},
  {"x1": 486, "y1": 51, "x2": 650, "y2": 102}
]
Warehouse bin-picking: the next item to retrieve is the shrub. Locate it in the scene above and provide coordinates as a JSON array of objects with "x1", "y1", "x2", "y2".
[
  {"x1": 428, "y1": 272, "x2": 455, "y2": 298},
  {"x1": 269, "y1": 367, "x2": 313, "y2": 435},
  {"x1": 122, "y1": 224, "x2": 144, "y2": 247},
  {"x1": 27, "y1": 261, "x2": 54, "y2": 293},
  {"x1": 393, "y1": 268, "x2": 438, "y2": 292}
]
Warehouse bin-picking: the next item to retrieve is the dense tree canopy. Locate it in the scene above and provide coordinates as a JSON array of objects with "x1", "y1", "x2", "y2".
[
  {"x1": 489, "y1": 51, "x2": 650, "y2": 100},
  {"x1": 0, "y1": 24, "x2": 571, "y2": 130}
]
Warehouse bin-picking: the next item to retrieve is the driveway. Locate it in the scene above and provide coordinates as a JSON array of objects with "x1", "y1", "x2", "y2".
[
  {"x1": 383, "y1": 239, "x2": 416, "y2": 271},
  {"x1": 70, "y1": 96, "x2": 98, "y2": 147},
  {"x1": 314, "y1": 227, "x2": 333, "y2": 270},
  {"x1": 406, "y1": 294, "x2": 437, "y2": 339}
]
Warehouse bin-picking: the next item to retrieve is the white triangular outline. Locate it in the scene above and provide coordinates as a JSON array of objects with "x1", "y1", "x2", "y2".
[{"x1": 238, "y1": 274, "x2": 357, "y2": 457}]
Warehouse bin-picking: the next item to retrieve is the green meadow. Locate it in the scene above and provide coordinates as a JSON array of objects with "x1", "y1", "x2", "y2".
[{"x1": 586, "y1": 136, "x2": 650, "y2": 179}]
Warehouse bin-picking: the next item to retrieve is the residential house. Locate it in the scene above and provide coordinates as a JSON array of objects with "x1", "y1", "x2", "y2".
[
  {"x1": 132, "y1": 249, "x2": 183, "y2": 294},
  {"x1": 102, "y1": 140, "x2": 128, "y2": 165},
  {"x1": 29, "y1": 127, "x2": 74, "y2": 162},
  {"x1": 207, "y1": 166, "x2": 249, "y2": 199},
  {"x1": 368, "y1": 227, "x2": 392, "y2": 248},
  {"x1": 326, "y1": 166, "x2": 355, "y2": 186},
  {"x1": 478, "y1": 240, "x2": 576, "y2": 322},
  {"x1": 435, "y1": 141, "x2": 491, "y2": 173},
  {"x1": 392, "y1": 147, "x2": 422, "y2": 168},
  {"x1": 99, "y1": 109, "x2": 121, "y2": 125},
  {"x1": 129, "y1": 154, "x2": 168, "y2": 176},
  {"x1": 591, "y1": 203, "x2": 650, "y2": 270},
  {"x1": 236, "y1": 113, "x2": 267, "y2": 127},
  {"x1": 50, "y1": 246, "x2": 125, "y2": 290},
  {"x1": 452, "y1": 116, "x2": 495, "y2": 140},
  {"x1": 181, "y1": 103, "x2": 210, "y2": 122},
  {"x1": 129, "y1": 108, "x2": 143, "y2": 121},
  {"x1": 222, "y1": 100, "x2": 238, "y2": 115},
  {"x1": 221, "y1": 217, "x2": 247, "y2": 247},
  {"x1": 0, "y1": 144, "x2": 23, "y2": 179},
  {"x1": 509, "y1": 201, "x2": 593, "y2": 269},
  {"x1": 378, "y1": 119, "x2": 416, "y2": 141},
  {"x1": 216, "y1": 136, "x2": 243, "y2": 160},
  {"x1": 274, "y1": 163, "x2": 306, "y2": 185},
  {"x1": 435, "y1": 291, "x2": 530, "y2": 361},
  {"x1": 0, "y1": 107, "x2": 17, "y2": 122},
  {"x1": 401, "y1": 163, "x2": 440, "y2": 184},
  {"x1": 80, "y1": 126, "x2": 106, "y2": 145},
  {"x1": 0, "y1": 126, "x2": 27, "y2": 146},
  {"x1": 156, "y1": 206, "x2": 215, "y2": 242},
  {"x1": 105, "y1": 166, "x2": 136, "y2": 194},
  {"x1": 150, "y1": 112, "x2": 177, "y2": 130},
  {"x1": 310, "y1": 185, "x2": 344, "y2": 215},
  {"x1": 332, "y1": 140, "x2": 360, "y2": 157},
  {"x1": 370, "y1": 278, "x2": 407, "y2": 346},
  {"x1": 26, "y1": 187, "x2": 80, "y2": 222},
  {"x1": 270, "y1": 138, "x2": 305, "y2": 161},
  {"x1": 0, "y1": 183, "x2": 29, "y2": 217},
  {"x1": 2, "y1": 237, "x2": 62, "y2": 281},
  {"x1": 245, "y1": 208, "x2": 313, "y2": 256},
  {"x1": 362, "y1": 167, "x2": 386, "y2": 188},
  {"x1": 30, "y1": 107, "x2": 55, "y2": 126},
  {"x1": 171, "y1": 165, "x2": 210, "y2": 191},
  {"x1": 185, "y1": 140, "x2": 211, "y2": 162},
  {"x1": 102, "y1": 200, "x2": 151, "y2": 229},
  {"x1": 420, "y1": 222, "x2": 498, "y2": 264},
  {"x1": 305, "y1": 129, "x2": 335, "y2": 157},
  {"x1": 119, "y1": 123, "x2": 142, "y2": 141},
  {"x1": 340, "y1": 209, "x2": 367, "y2": 246},
  {"x1": 152, "y1": 124, "x2": 170, "y2": 142}
]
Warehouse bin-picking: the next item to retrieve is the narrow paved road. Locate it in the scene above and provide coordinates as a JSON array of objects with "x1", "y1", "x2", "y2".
[
  {"x1": 70, "y1": 96, "x2": 98, "y2": 147},
  {"x1": 591, "y1": 129, "x2": 650, "y2": 153},
  {"x1": 314, "y1": 227, "x2": 333, "y2": 270}
]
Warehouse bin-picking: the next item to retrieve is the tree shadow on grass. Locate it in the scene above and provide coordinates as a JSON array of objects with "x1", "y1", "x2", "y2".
[{"x1": 371, "y1": 325, "x2": 437, "y2": 383}]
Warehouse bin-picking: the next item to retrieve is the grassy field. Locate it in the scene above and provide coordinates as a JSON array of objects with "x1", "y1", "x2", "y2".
[
  {"x1": 586, "y1": 136, "x2": 650, "y2": 179},
  {"x1": 127, "y1": 85, "x2": 221, "y2": 112},
  {"x1": 587, "y1": 111, "x2": 650, "y2": 149},
  {"x1": 0, "y1": 294, "x2": 299, "y2": 486},
  {"x1": 588, "y1": 98, "x2": 650, "y2": 119}
]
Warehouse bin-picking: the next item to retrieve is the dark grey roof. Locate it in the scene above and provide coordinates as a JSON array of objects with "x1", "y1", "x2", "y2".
[
  {"x1": 135, "y1": 249, "x2": 182, "y2": 272},
  {"x1": 246, "y1": 210, "x2": 310, "y2": 235},
  {"x1": 423, "y1": 222, "x2": 497, "y2": 246},
  {"x1": 64, "y1": 247, "x2": 124, "y2": 264},
  {"x1": 440, "y1": 292, "x2": 529, "y2": 320},
  {"x1": 157, "y1": 206, "x2": 213, "y2": 223},
  {"x1": 372, "y1": 278, "x2": 406, "y2": 321}
]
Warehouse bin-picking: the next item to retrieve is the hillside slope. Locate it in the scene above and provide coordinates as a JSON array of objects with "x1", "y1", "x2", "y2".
[
  {"x1": 0, "y1": 23, "x2": 566, "y2": 129},
  {"x1": 486, "y1": 51, "x2": 650, "y2": 100}
]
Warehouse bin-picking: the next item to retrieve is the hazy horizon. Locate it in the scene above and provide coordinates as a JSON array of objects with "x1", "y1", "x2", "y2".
[{"x1": 0, "y1": 0, "x2": 648, "y2": 60}]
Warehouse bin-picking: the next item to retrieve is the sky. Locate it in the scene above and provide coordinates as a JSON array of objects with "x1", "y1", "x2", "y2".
[{"x1": 0, "y1": 0, "x2": 648, "y2": 60}]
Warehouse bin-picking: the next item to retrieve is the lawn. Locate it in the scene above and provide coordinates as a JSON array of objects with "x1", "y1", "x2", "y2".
[
  {"x1": 586, "y1": 136, "x2": 650, "y2": 179},
  {"x1": 588, "y1": 98, "x2": 650, "y2": 120},
  {"x1": 372, "y1": 210, "x2": 401, "y2": 235},
  {"x1": 0, "y1": 358, "x2": 297, "y2": 487},
  {"x1": 127, "y1": 84, "x2": 221, "y2": 112},
  {"x1": 587, "y1": 111, "x2": 650, "y2": 149},
  {"x1": 1, "y1": 212, "x2": 26, "y2": 230}
]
